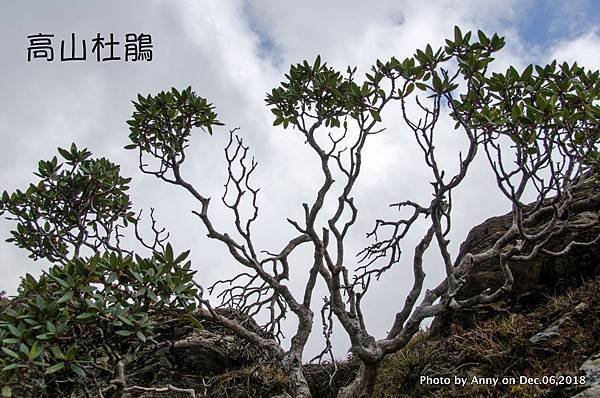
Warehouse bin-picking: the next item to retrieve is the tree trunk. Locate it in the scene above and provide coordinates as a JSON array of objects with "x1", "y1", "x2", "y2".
[
  {"x1": 282, "y1": 352, "x2": 312, "y2": 397},
  {"x1": 337, "y1": 362, "x2": 378, "y2": 398}
]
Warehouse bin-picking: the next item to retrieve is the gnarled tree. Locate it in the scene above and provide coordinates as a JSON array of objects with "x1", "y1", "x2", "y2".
[
  {"x1": 1, "y1": 27, "x2": 598, "y2": 398},
  {"x1": 327, "y1": 28, "x2": 600, "y2": 397}
]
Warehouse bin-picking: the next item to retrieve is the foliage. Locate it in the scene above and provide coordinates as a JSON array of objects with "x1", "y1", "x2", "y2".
[
  {"x1": 125, "y1": 87, "x2": 223, "y2": 176},
  {"x1": 0, "y1": 246, "x2": 198, "y2": 395},
  {"x1": 0, "y1": 144, "x2": 135, "y2": 262},
  {"x1": 266, "y1": 56, "x2": 384, "y2": 129}
]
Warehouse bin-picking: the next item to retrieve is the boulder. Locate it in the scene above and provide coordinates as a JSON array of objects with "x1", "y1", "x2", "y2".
[{"x1": 433, "y1": 175, "x2": 600, "y2": 331}]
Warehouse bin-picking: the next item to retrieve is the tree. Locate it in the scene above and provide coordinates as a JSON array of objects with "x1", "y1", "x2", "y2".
[
  {"x1": 1, "y1": 27, "x2": 598, "y2": 397},
  {"x1": 0, "y1": 145, "x2": 202, "y2": 397},
  {"x1": 0, "y1": 144, "x2": 135, "y2": 263},
  {"x1": 311, "y1": 27, "x2": 600, "y2": 396}
]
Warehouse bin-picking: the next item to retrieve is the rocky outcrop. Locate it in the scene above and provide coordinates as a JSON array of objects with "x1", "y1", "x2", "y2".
[
  {"x1": 459, "y1": 176, "x2": 599, "y2": 299},
  {"x1": 433, "y1": 175, "x2": 600, "y2": 331}
]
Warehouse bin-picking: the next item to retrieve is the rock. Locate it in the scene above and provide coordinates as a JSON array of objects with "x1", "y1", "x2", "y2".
[
  {"x1": 124, "y1": 309, "x2": 275, "y2": 390},
  {"x1": 432, "y1": 175, "x2": 600, "y2": 332},
  {"x1": 529, "y1": 324, "x2": 560, "y2": 345},
  {"x1": 528, "y1": 315, "x2": 574, "y2": 345},
  {"x1": 456, "y1": 176, "x2": 600, "y2": 301},
  {"x1": 571, "y1": 352, "x2": 600, "y2": 397}
]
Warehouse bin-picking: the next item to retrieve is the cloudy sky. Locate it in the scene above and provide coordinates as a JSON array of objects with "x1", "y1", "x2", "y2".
[{"x1": 1, "y1": 0, "x2": 599, "y2": 358}]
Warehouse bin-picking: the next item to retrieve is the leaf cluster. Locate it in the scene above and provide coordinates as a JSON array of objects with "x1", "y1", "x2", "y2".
[
  {"x1": 370, "y1": 26, "x2": 598, "y2": 167},
  {"x1": 266, "y1": 56, "x2": 385, "y2": 129},
  {"x1": 0, "y1": 245, "x2": 198, "y2": 392},
  {"x1": 368, "y1": 28, "x2": 505, "y2": 101},
  {"x1": 474, "y1": 61, "x2": 599, "y2": 158},
  {"x1": 0, "y1": 144, "x2": 135, "y2": 261},
  {"x1": 126, "y1": 87, "x2": 223, "y2": 163}
]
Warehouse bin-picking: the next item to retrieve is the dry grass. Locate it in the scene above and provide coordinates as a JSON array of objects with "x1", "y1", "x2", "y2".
[
  {"x1": 205, "y1": 363, "x2": 289, "y2": 397},
  {"x1": 371, "y1": 276, "x2": 600, "y2": 398}
]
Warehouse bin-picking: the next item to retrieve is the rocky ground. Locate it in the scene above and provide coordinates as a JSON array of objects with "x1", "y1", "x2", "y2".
[{"x1": 373, "y1": 275, "x2": 600, "y2": 397}]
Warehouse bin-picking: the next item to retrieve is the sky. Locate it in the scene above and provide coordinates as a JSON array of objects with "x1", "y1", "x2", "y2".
[{"x1": 0, "y1": 0, "x2": 599, "y2": 359}]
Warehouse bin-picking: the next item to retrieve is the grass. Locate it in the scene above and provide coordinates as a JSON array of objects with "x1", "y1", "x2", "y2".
[{"x1": 371, "y1": 276, "x2": 600, "y2": 398}]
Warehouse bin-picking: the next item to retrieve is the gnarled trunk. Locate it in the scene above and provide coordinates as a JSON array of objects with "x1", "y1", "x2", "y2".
[
  {"x1": 282, "y1": 352, "x2": 312, "y2": 397},
  {"x1": 337, "y1": 362, "x2": 378, "y2": 398}
]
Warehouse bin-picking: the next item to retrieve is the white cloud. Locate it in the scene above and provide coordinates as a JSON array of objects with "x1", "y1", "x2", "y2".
[{"x1": 546, "y1": 29, "x2": 600, "y2": 69}]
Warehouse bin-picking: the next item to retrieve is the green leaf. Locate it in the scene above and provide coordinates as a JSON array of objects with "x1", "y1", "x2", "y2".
[
  {"x1": 45, "y1": 362, "x2": 65, "y2": 375},
  {"x1": 165, "y1": 243, "x2": 174, "y2": 262},
  {"x1": 432, "y1": 74, "x2": 443, "y2": 92},
  {"x1": 65, "y1": 345, "x2": 78, "y2": 361},
  {"x1": 491, "y1": 34, "x2": 503, "y2": 50},
  {"x1": 174, "y1": 250, "x2": 190, "y2": 264},
  {"x1": 5, "y1": 324, "x2": 21, "y2": 338},
  {"x1": 1, "y1": 363, "x2": 20, "y2": 372},
  {"x1": 70, "y1": 363, "x2": 86, "y2": 377},
  {"x1": 425, "y1": 44, "x2": 433, "y2": 58},
  {"x1": 57, "y1": 147, "x2": 73, "y2": 161},
  {"x1": 2, "y1": 338, "x2": 18, "y2": 345},
  {"x1": 147, "y1": 290, "x2": 158, "y2": 302},
  {"x1": 1, "y1": 348, "x2": 19, "y2": 360},
  {"x1": 115, "y1": 330, "x2": 132, "y2": 337},
  {"x1": 51, "y1": 345, "x2": 64, "y2": 360},
  {"x1": 477, "y1": 30, "x2": 489, "y2": 46},
  {"x1": 522, "y1": 64, "x2": 533, "y2": 80},
  {"x1": 313, "y1": 54, "x2": 321, "y2": 71},
  {"x1": 117, "y1": 314, "x2": 134, "y2": 327},
  {"x1": 454, "y1": 26, "x2": 462, "y2": 43},
  {"x1": 46, "y1": 322, "x2": 56, "y2": 334},
  {"x1": 51, "y1": 276, "x2": 71, "y2": 289},
  {"x1": 136, "y1": 331, "x2": 147, "y2": 342},
  {"x1": 28, "y1": 341, "x2": 43, "y2": 360},
  {"x1": 370, "y1": 110, "x2": 382, "y2": 122},
  {"x1": 56, "y1": 291, "x2": 73, "y2": 304},
  {"x1": 75, "y1": 312, "x2": 96, "y2": 321}
]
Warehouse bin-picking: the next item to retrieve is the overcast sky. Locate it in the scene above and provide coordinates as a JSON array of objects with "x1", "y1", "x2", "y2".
[{"x1": 1, "y1": 0, "x2": 599, "y2": 359}]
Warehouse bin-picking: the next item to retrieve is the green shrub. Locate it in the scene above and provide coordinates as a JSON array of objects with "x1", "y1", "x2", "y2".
[{"x1": 0, "y1": 246, "x2": 198, "y2": 396}]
